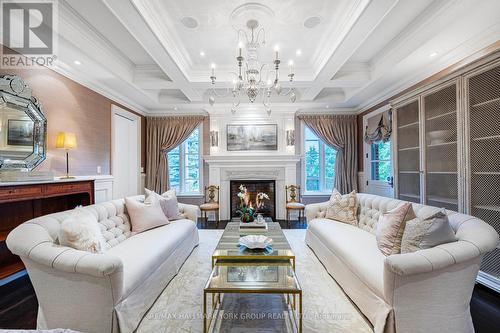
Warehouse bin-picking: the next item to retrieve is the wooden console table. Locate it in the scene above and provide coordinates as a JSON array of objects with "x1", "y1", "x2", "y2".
[{"x1": 0, "y1": 179, "x2": 94, "y2": 280}]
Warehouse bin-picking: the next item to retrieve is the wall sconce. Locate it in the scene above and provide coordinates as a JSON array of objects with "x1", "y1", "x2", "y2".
[
  {"x1": 286, "y1": 130, "x2": 295, "y2": 146},
  {"x1": 210, "y1": 130, "x2": 219, "y2": 147}
]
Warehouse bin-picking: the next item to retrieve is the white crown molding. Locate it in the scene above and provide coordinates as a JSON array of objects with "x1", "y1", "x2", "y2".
[
  {"x1": 355, "y1": 22, "x2": 500, "y2": 114},
  {"x1": 52, "y1": 63, "x2": 147, "y2": 115}
]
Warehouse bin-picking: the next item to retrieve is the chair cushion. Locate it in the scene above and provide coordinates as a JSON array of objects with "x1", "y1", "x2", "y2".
[
  {"x1": 106, "y1": 219, "x2": 197, "y2": 298},
  {"x1": 286, "y1": 202, "x2": 305, "y2": 209},
  {"x1": 200, "y1": 202, "x2": 219, "y2": 210},
  {"x1": 308, "y1": 218, "x2": 386, "y2": 298}
]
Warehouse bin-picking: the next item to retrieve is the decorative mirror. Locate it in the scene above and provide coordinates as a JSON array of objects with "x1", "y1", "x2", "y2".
[{"x1": 0, "y1": 75, "x2": 47, "y2": 170}]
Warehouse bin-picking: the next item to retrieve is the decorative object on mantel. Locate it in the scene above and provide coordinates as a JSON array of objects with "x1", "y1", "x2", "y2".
[
  {"x1": 0, "y1": 170, "x2": 54, "y2": 182},
  {"x1": 227, "y1": 124, "x2": 277, "y2": 151},
  {"x1": 208, "y1": 19, "x2": 296, "y2": 114},
  {"x1": 0, "y1": 75, "x2": 47, "y2": 171},
  {"x1": 56, "y1": 132, "x2": 77, "y2": 179}
]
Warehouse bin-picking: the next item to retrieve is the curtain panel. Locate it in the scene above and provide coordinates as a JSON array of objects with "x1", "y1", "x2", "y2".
[
  {"x1": 145, "y1": 115, "x2": 205, "y2": 193},
  {"x1": 364, "y1": 110, "x2": 392, "y2": 144},
  {"x1": 299, "y1": 114, "x2": 358, "y2": 193}
]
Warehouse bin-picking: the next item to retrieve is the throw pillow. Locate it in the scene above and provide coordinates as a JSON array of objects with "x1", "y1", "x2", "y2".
[
  {"x1": 161, "y1": 188, "x2": 181, "y2": 220},
  {"x1": 376, "y1": 202, "x2": 416, "y2": 256},
  {"x1": 401, "y1": 208, "x2": 456, "y2": 253},
  {"x1": 59, "y1": 208, "x2": 105, "y2": 253},
  {"x1": 325, "y1": 189, "x2": 358, "y2": 226},
  {"x1": 125, "y1": 195, "x2": 169, "y2": 233}
]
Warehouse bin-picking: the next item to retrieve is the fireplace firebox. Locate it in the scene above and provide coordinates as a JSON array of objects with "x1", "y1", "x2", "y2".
[{"x1": 230, "y1": 180, "x2": 276, "y2": 220}]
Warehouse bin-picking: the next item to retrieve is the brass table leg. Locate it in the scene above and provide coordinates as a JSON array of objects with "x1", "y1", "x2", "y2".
[
  {"x1": 299, "y1": 291, "x2": 303, "y2": 333},
  {"x1": 203, "y1": 291, "x2": 207, "y2": 333}
]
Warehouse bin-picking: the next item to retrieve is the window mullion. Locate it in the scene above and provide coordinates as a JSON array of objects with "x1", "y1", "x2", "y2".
[
  {"x1": 180, "y1": 142, "x2": 186, "y2": 193},
  {"x1": 320, "y1": 142, "x2": 325, "y2": 192}
]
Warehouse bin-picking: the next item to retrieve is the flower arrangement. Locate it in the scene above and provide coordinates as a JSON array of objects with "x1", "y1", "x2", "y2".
[
  {"x1": 236, "y1": 185, "x2": 270, "y2": 222},
  {"x1": 237, "y1": 185, "x2": 255, "y2": 222}
]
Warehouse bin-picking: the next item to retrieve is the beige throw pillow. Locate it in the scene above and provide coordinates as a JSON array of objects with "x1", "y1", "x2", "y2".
[
  {"x1": 376, "y1": 202, "x2": 416, "y2": 256},
  {"x1": 401, "y1": 208, "x2": 456, "y2": 253},
  {"x1": 59, "y1": 208, "x2": 105, "y2": 253},
  {"x1": 325, "y1": 189, "x2": 358, "y2": 226},
  {"x1": 125, "y1": 195, "x2": 169, "y2": 233}
]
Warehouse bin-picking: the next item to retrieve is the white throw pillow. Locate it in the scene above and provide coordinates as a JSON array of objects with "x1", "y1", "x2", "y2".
[
  {"x1": 59, "y1": 208, "x2": 105, "y2": 253},
  {"x1": 125, "y1": 195, "x2": 169, "y2": 233},
  {"x1": 161, "y1": 188, "x2": 181, "y2": 220}
]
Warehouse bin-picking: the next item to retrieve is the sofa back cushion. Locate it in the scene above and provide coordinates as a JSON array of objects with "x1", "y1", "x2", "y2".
[
  {"x1": 81, "y1": 198, "x2": 134, "y2": 250},
  {"x1": 357, "y1": 194, "x2": 405, "y2": 234}
]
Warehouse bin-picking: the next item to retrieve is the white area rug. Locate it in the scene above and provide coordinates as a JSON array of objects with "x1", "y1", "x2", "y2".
[{"x1": 136, "y1": 229, "x2": 372, "y2": 332}]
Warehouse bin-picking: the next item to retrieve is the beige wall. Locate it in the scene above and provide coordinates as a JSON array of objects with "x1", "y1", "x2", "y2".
[{"x1": 0, "y1": 67, "x2": 145, "y2": 177}]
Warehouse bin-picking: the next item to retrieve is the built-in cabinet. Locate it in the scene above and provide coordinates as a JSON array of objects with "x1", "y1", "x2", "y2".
[{"x1": 392, "y1": 54, "x2": 500, "y2": 292}]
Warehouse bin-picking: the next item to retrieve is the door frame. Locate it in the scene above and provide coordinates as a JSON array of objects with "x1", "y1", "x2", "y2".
[
  {"x1": 111, "y1": 105, "x2": 141, "y2": 198},
  {"x1": 363, "y1": 104, "x2": 394, "y2": 197}
]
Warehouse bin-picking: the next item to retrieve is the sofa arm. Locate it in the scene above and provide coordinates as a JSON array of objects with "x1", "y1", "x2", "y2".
[
  {"x1": 178, "y1": 203, "x2": 200, "y2": 222},
  {"x1": 7, "y1": 222, "x2": 123, "y2": 278},
  {"x1": 385, "y1": 240, "x2": 488, "y2": 276},
  {"x1": 305, "y1": 201, "x2": 329, "y2": 222}
]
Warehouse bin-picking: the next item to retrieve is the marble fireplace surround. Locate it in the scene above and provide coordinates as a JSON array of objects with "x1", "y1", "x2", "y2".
[{"x1": 204, "y1": 155, "x2": 301, "y2": 220}]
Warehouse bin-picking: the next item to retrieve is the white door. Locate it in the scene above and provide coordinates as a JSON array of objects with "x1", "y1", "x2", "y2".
[
  {"x1": 363, "y1": 105, "x2": 395, "y2": 198},
  {"x1": 112, "y1": 106, "x2": 140, "y2": 199}
]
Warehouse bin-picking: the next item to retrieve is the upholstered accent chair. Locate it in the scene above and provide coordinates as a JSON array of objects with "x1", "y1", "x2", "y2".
[
  {"x1": 285, "y1": 185, "x2": 305, "y2": 223},
  {"x1": 199, "y1": 185, "x2": 220, "y2": 224}
]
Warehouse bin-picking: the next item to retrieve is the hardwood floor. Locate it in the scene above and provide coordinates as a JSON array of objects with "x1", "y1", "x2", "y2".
[{"x1": 0, "y1": 219, "x2": 498, "y2": 332}]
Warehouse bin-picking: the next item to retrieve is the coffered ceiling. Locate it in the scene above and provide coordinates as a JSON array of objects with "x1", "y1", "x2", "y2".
[{"x1": 53, "y1": 0, "x2": 500, "y2": 115}]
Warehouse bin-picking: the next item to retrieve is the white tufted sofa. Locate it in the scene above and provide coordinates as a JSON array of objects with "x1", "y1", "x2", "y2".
[
  {"x1": 6, "y1": 195, "x2": 200, "y2": 333},
  {"x1": 305, "y1": 193, "x2": 499, "y2": 333}
]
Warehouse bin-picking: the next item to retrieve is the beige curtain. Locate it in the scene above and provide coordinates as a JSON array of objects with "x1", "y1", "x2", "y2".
[
  {"x1": 299, "y1": 114, "x2": 358, "y2": 193},
  {"x1": 146, "y1": 115, "x2": 205, "y2": 193}
]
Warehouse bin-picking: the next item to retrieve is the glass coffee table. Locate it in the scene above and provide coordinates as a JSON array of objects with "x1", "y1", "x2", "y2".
[
  {"x1": 204, "y1": 222, "x2": 302, "y2": 332},
  {"x1": 211, "y1": 221, "x2": 296, "y2": 270}
]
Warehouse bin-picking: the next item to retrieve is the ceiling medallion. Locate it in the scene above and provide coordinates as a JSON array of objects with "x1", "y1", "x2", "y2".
[{"x1": 208, "y1": 19, "x2": 296, "y2": 115}]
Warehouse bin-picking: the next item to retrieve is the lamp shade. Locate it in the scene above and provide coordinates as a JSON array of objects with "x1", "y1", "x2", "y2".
[{"x1": 55, "y1": 132, "x2": 77, "y2": 149}]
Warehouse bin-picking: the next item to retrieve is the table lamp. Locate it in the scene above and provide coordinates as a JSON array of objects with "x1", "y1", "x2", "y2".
[{"x1": 56, "y1": 132, "x2": 77, "y2": 179}]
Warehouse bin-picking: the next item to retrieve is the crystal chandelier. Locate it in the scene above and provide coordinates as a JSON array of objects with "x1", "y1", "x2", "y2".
[{"x1": 208, "y1": 19, "x2": 296, "y2": 115}]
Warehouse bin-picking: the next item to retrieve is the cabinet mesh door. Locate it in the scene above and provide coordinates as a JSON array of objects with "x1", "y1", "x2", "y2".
[
  {"x1": 396, "y1": 100, "x2": 420, "y2": 203},
  {"x1": 423, "y1": 83, "x2": 459, "y2": 211},
  {"x1": 468, "y1": 63, "x2": 500, "y2": 280}
]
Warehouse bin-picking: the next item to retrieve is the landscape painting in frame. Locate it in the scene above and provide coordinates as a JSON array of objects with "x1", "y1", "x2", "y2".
[
  {"x1": 227, "y1": 124, "x2": 278, "y2": 151},
  {"x1": 7, "y1": 119, "x2": 34, "y2": 146}
]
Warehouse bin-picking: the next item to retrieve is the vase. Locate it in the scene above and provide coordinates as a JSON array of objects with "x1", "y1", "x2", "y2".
[{"x1": 240, "y1": 212, "x2": 254, "y2": 223}]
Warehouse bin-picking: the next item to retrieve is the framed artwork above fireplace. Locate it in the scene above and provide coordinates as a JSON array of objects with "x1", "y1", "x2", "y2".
[{"x1": 226, "y1": 124, "x2": 278, "y2": 151}]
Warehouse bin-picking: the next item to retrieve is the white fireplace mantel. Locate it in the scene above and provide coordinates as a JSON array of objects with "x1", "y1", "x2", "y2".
[{"x1": 203, "y1": 154, "x2": 301, "y2": 220}]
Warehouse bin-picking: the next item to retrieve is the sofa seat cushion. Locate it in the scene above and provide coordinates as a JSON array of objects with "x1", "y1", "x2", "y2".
[
  {"x1": 308, "y1": 218, "x2": 386, "y2": 298},
  {"x1": 106, "y1": 219, "x2": 197, "y2": 298}
]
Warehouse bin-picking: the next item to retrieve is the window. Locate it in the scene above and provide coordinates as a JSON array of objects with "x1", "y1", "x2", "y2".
[
  {"x1": 167, "y1": 127, "x2": 201, "y2": 194},
  {"x1": 304, "y1": 126, "x2": 337, "y2": 193},
  {"x1": 370, "y1": 141, "x2": 391, "y2": 181}
]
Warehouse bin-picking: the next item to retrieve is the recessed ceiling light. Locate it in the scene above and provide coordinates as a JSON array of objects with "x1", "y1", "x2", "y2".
[
  {"x1": 180, "y1": 16, "x2": 198, "y2": 29},
  {"x1": 74, "y1": 60, "x2": 81, "y2": 65},
  {"x1": 296, "y1": 49, "x2": 302, "y2": 56},
  {"x1": 200, "y1": 51, "x2": 205, "y2": 57},
  {"x1": 173, "y1": 106, "x2": 178, "y2": 111},
  {"x1": 326, "y1": 105, "x2": 330, "y2": 109},
  {"x1": 304, "y1": 16, "x2": 321, "y2": 29},
  {"x1": 429, "y1": 51, "x2": 438, "y2": 57}
]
